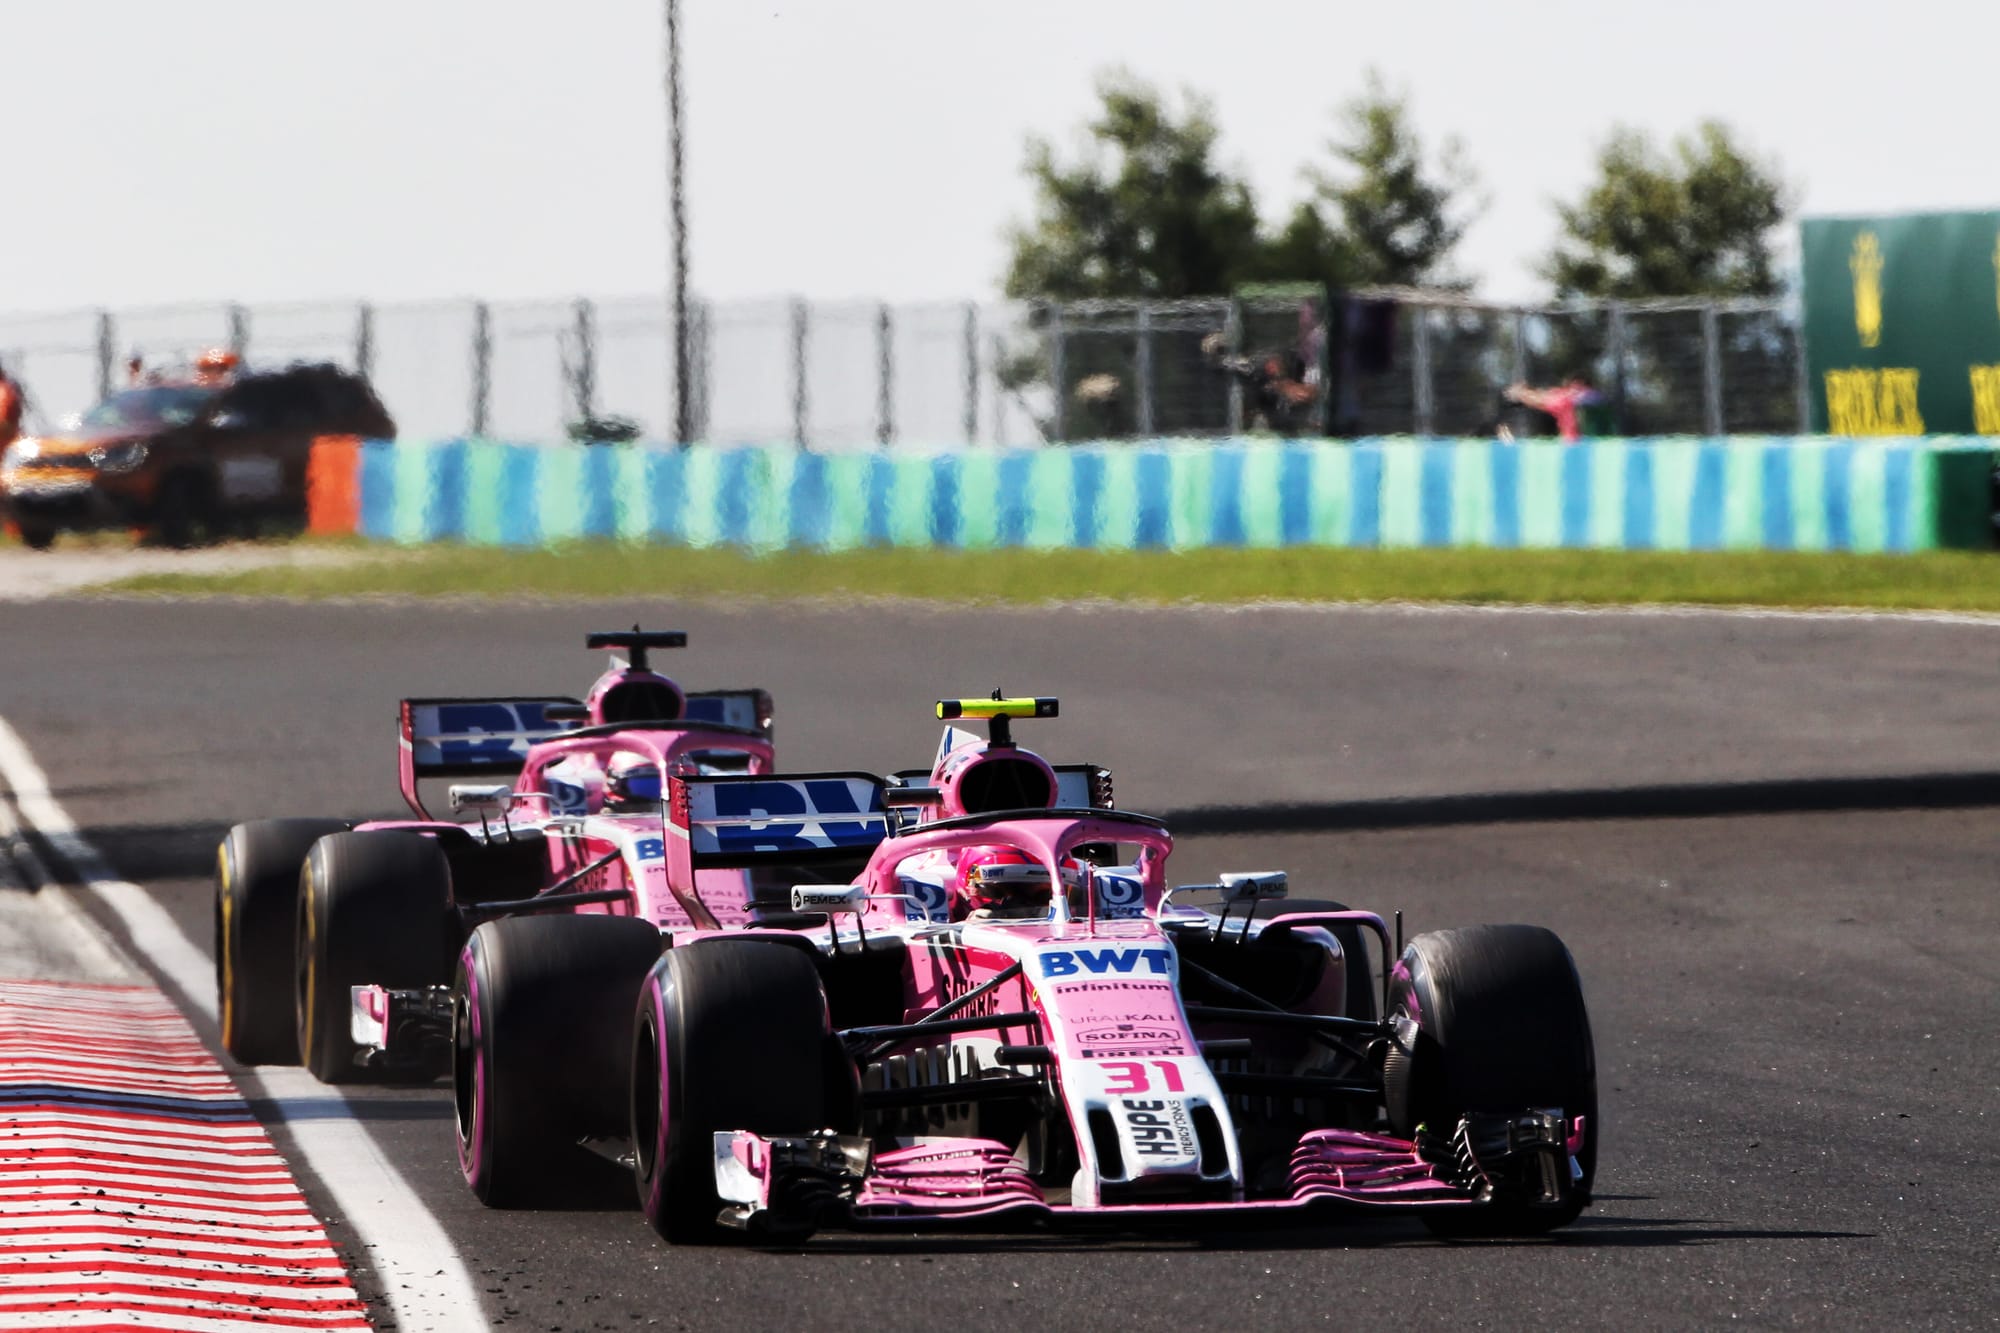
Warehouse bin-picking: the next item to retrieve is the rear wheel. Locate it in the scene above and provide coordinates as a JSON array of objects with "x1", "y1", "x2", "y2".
[
  {"x1": 16, "y1": 520, "x2": 56, "y2": 551},
  {"x1": 214, "y1": 818, "x2": 350, "y2": 1066},
  {"x1": 1384, "y1": 924, "x2": 1597, "y2": 1236},
  {"x1": 632, "y1": 940, "x2": 847, "y2": 1244},
  {"x1": 454, "y1": 914, "x2": 664, "y2": 1206},
  {"x1": 295, "y1": 831, "x2": 452, "y2": 1084}
]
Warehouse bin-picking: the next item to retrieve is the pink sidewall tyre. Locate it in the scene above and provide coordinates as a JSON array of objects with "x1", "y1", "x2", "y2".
[
  {"x1": 455, "y1": 914, "x2": 664, "y2": 1207},
  {"x1": 631, "y1": 940, "x2": 848, "y2": 1244}
]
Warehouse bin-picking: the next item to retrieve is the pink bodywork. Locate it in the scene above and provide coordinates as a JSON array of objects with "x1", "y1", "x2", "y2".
[{"x1": 686, "y1": 804, "x2": 1474, "y2": 1220}]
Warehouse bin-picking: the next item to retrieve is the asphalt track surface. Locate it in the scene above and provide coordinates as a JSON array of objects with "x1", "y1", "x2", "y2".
[{"x1": 2, "y1": 596, "x2": 1997, "y2": 1330}]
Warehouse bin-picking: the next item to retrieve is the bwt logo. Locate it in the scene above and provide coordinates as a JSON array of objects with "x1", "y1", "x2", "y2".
[{"x1": 1038, "y1": 947, "x2": 1174, "y2": 980}]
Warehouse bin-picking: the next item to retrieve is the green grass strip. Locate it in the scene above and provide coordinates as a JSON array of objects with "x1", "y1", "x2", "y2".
[{"x1": 87, "y1": 542, "x2": 2000, "y2": 612}]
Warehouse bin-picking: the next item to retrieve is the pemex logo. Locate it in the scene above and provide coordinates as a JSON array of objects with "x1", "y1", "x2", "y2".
[{"x1": 1850, "y1": 231, "x2": 1884, "y2": 349}]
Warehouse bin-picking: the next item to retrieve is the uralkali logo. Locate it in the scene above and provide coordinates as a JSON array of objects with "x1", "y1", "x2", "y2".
[{"x1": 1036, "y1": 947, "x2": 1175, "y2": 981}]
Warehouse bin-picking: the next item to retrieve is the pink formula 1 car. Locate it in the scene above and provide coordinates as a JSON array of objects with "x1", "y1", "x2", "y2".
[
  {"x1": 614, "y1": 697, "x2": 1598, "y2": 1242},
  {"x1": 211, "y1": 629, "x2": 776, "y2": 1093}
]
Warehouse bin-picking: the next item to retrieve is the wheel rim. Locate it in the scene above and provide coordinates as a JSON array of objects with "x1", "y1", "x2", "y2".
[
  {"x1": 293, "y1": 868, "x2": 316, "y2": 1063},
  {"x1": 454, "y1": 951, "x2": 485, "y2": 1183},
  {"x1": 632, "y1": 981, "x2": 666, "y2": 1216}
]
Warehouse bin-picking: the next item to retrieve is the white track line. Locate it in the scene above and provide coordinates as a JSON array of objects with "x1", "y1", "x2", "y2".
[{"x1": 0, "y1": 715, "x2": 485, "y2": 1333}]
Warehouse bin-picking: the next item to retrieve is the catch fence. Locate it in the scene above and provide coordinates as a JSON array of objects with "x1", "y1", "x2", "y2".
[{"x1": 0, "y1": 289, "x2": 1803, "y2": 446}]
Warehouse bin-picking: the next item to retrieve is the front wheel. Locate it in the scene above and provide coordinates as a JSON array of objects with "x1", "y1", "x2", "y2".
[
  {"x1": 16, "y1": 520, "x2": 57, "y2": 551},
  {"x1": 632, "y1": 940, "x2": 849, "y2": 1244},
  {"x1": 295, "y1": 831, "x2": 452, "y2": 1084},
  {"x1": 1384, "y1": 924, "x2": 1597, "y2": 1236},
  {"x1": 454, "y1": 914, "x2": 664, "y2": 1207}
]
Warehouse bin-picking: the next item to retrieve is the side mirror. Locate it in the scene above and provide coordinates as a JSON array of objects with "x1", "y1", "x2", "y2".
[
  {"x1": 542, "y1": 703, "x2": 590, "y2": 725},
  {"x1": 883, "y1": 786, "x2": 941, "y2": 807},
  {"x1": 1218, "y1": 871, "x2": 1288, "y2": 903},
  {"x1": 791, "y1": 885, "x2": 867, "y2": 915},
  {"x1": 448, "y1": 783, "x2": 512, "y2": 814}
]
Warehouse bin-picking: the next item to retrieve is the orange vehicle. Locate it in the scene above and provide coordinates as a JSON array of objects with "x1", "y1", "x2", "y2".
[{"x1": 0, "y1": 361, "x2": 393, "y2": 550}]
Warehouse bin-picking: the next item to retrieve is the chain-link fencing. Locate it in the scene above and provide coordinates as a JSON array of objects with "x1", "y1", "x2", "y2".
[{"x1": 0, "y1": 288, "x2": 1802, "y2": 446}]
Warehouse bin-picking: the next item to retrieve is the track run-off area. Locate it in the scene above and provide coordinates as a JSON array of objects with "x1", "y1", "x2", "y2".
[{"x1": 1, "y1": 595, "x2": 1996, "y2": 1330}]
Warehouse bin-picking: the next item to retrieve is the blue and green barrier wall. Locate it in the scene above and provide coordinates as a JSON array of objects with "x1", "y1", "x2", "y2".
[{"x1": 306, "y1": 437, "x2": 1997, "y2": 553}]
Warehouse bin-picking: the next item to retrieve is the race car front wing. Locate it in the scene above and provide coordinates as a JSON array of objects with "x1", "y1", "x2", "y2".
[{"x1": 712, "y1": 1109, "x2": 1585, "y2": 1233}]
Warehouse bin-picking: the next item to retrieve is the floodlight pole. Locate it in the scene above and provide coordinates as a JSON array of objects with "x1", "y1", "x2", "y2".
[{"x1": 665, "y1": 0, "x2": 693, "y2": 446}]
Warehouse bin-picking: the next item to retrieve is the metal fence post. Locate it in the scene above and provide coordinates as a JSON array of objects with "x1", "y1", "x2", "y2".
[
  {"x1": 94, "y1": 311, "x2": 116, "y2": 402},
  {"x1": 470, "y1": 301, "x2": 492, "y2": 437},
  {"x1": 1048, "y1": 304, "x2": 1067, "y2": 444},
  {"x1": 790, "y1": 298, "x2": 810, "y2": 447},
  {"x1": 572, "y1": 298, "x2": 597, "y2": 429},
  {"x1": 1135, "y1": 304, "x2": 1155, "y2": 437},
  {"x1": 691, "y1": 298, "x2": 712, "y2": 443},
  {"x1": 990, "y1": 331, "x2": 1009, "y2": 446},
  {"x1": 355, "y1": 303, "x2": 375, "y2": 381},
  {"x1": 1226, "y1": 298, "x2": 1245, "y2": 434},
  {"x1": 1606, "y1": 302, "x2": 1628, "y2": 435},
  {"x1": 876, "y1": 303, "x2": 894, "y2": 447},
  {"x1": 227, "y1": 304, "x2": 250, "y2": 359},
  {"x1": 1411, "y1": 303, "x2": 1435, "y2": 436},
  {"x1": 1700, "y1": 301, "x2": 1725, "y2": 437},
  {"x1": 962, "y1": 302, "x2": 979, "y2": 446},
  {"x1": 1793, "y1": 303, "x2": 1812, "y2": 433}
]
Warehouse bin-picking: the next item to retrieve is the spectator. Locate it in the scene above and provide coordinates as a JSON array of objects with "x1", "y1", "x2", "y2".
[
  {"x1": 1504, "y1": 374, "x2": 1603, "y2": 443},
  {"x1": 0, "y1": 365, "x2": 23, "y2": 449}
]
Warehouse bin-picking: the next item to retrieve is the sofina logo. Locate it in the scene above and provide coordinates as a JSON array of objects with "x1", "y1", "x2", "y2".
[{"x1": 1851, "y1": 231, "x2": 1884, "y2": 349}]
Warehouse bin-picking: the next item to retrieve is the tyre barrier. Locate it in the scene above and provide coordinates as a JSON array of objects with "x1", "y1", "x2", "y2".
[{"x1": 305, "y1": 436, "x2": 1998, "y2": 553}]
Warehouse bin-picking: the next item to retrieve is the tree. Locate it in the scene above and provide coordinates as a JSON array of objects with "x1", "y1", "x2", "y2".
[
  {"x1": 1542, "y1": 121, "x2": 1793, "y2": 299},
  {"x1": 1306, "y1": 71, "x2": 1481, "y2": 290},
  {"x1": 1003, "y1": 71, "x2": 1264, "y2": 300}
]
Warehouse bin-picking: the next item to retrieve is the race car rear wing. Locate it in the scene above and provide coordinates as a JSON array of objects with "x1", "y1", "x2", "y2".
[
  {"x1": 399, "y1": 696, "x2": 582, "y2": 818},
  {"x1": 683, "y1": 688, "x2": 774, "y2": 737},
  {"x1": 668, "y1": 772, "x2": 889, "y2": 870}
]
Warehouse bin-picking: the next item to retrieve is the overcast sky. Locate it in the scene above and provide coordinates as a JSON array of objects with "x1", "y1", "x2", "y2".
[{"x1": 7, "y1": 0, "x2": 1995, "y2": 315}]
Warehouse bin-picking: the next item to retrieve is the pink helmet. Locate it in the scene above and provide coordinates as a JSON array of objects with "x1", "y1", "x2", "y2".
[{"x1": 954, "y1": 845, "x2": 1055, "y2": 919}]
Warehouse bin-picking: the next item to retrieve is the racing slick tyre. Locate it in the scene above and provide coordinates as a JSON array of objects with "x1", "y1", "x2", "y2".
[
  {"x1": 295, "y1": 831, "x2": 452, "y2": 1085},
  {"x1": 214, "y1": 818, "x2": 351, "y2": 1066},
  {"x1": 633, "y1": 940, "x2": 850, "y2": 1244},
  {"x1": 454, "y1": 914, "x2": 665, "y2": 1207},
  {"x1": 1383, "y1": 924, "x2": 1596, "y2": 1237},
  {"x1": 16, "y1": 520, "x2": 57, "y2": 551}
]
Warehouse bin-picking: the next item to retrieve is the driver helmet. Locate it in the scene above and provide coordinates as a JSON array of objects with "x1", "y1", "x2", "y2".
[
  {"x1": 954, "y1": 845, "x2": 1055, "y2": 920},
  {"x1": 604, "y1": 752, "x2": 663, "y2": 810}
]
